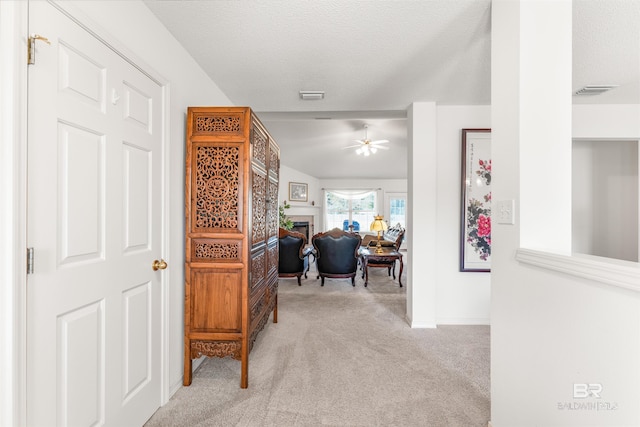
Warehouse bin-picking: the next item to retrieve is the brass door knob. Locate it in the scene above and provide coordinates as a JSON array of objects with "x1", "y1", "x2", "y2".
[{"x1": 152, "y1": 259, "x2": 168, "y2": 271}]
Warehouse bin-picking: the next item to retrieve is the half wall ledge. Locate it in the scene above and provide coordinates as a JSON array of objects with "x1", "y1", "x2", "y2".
[{"x1": 515, "y1": 248, "x2": 640, "y2": 293}]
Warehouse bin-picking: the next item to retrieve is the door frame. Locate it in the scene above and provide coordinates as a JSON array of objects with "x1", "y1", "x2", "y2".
[
  {"x1": 1, "y1": 2, "x2": 29, "y2": 425},
  {"x1": 0, "y1": 1, "x2": 172, "y2": 424}
]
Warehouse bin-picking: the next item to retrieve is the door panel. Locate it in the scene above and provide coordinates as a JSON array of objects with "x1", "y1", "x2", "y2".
[
  {"x1": 123, "y1": 143, "x2": 151, "y2": 252},
  {"x1": 27, "y1": 2, "x2": 163, "y2": 425},
  {"x1": 59, "y1": 301, "x2": 104, "y2": 427},
  {"x1": 59, "y1": 40, "x2": 106, "y2": 111},
  {"x1": 122, "y1": 81, "x2": 153, "y2": 131},
  {"x1": 58, "y1": 122, "x2": 105, "y2": 263},
  {"x1": 122, "y1": 282, "x2": 152, "y2": 400}
]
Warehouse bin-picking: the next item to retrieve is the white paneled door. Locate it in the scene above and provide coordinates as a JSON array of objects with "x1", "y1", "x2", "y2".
[{"x1": 27, "y1": 2, "x2": 164, "y2": 426}]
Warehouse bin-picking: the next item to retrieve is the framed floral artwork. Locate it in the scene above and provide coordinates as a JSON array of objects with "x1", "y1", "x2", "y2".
[{"x1": 460, "y1": 129, "x2": 491, "y2": 272}]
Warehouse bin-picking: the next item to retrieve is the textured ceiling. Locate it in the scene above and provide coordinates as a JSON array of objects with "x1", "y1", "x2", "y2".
[{"x1": 144, "y1": 0, "x2": 639, "y2": 180}]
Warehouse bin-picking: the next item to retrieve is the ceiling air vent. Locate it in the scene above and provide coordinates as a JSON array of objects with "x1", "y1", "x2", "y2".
[
  {"x1": 299, "y1": 90, "x2": 325, "y2": 100},
  {"x1": 574, "y1": 85, "x2": 618, "y2": 96}
]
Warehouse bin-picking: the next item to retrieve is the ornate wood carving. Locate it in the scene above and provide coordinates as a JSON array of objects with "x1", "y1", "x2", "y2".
[
  {"x1": 251, "y1": 250, "x2": 266, "y2": 289},
  {"x1": 251, "y1": 171, "x2": 266, "y2": 245},
  {"x1": 252, "y1": 126, "x2": 267, "y2": 166},
  {"x1": 250, "y1": 296, "x2": 265, "y2": 321},
  {"x1": 267, "y1": 180, "x2": 279, "y2": 238},
  {"x1": 191, "y1": 340, "x2": 242, "y2": 360},
  {"x1": 194, "y1": 145, "x2": 240, "y2": 230},
  {"x1": 250, "y1": 282, "x2": 276, "y2": 322},
  {"x1": 269, "y1": 145, "x2": 279, "y2": 176},
  {"x1": 194, "y1": 114, "x2": 241, "y2": 133},
  {"x1": 249, "y1": 282, "x2": 277, "y2": 353},
  {"x1": 267, "y1": 243, "x2": 278, "y2": 275},
  {"x1": 193, "y1": 240, "x2": 240, "y2": 260}
]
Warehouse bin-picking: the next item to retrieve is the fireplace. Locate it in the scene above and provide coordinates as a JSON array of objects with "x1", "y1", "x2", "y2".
[
  {"x1": 289, "y1": 215, "x2": 314, "y2": 243},
  {"x1": 292, "y1": 222, "x2": 309, "y2": 241}
]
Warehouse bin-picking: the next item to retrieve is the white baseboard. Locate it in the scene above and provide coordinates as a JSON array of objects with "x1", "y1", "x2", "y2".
[
  {"x1": 436, "y1": 317, "x2": 490, "y2": 325},
  {"x1": 408, "y1": 319, "x2": 437, "y2": 328},
  {"x1": 169, "y1": 357, "x2": 207, "y2": 404},
  {"x1": 404, "y1": 314, "x2": 490, "y2": 328},
  {"x1": 168, "y1": 378, "x2": 182, "y2": 401}
]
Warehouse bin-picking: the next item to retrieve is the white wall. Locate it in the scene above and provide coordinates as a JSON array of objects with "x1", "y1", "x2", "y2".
[
  {"x1": 61, "y1": 0, "x2": 233, "y2": 397},
  {"x1": 491, "y1": 2, "x2": 640, "y2": 427},
  {"x1": 318, "y1": 178, "x2": 407, "y2": 194},
  {"x1": 278, "y1": 165, "x2": 322, "y2": 230},
  {"x1": 573, "y1": 105, "x2": 640, "y2": 139},
  {"x1": 572, "y1": 104, "x2": 640, "y2": 263},
  {"x1": 402, "y1": 104, "x2": 497, "y2": 327},
  {"x1": 407, "y1": 103, "x2": 438, "y2": 327},
  {"x1": 436, "y1": 106, "x2": 491, "y2": 324},
  {"x1": 573, "y1": 139, "x2": 639, "y2": 262}
]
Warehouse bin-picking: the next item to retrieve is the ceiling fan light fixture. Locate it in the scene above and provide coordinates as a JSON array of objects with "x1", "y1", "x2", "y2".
[
  {"x1": 299, "y1": 90, "x2": 325, "y2": 100},
  {"x1": 347, "y1": 124, "x2": 390, "y2": 156}
]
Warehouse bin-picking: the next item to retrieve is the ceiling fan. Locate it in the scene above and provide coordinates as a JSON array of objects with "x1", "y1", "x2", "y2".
[{"x1": 344, "y1": 124, "x2": 390, "y2": 156}]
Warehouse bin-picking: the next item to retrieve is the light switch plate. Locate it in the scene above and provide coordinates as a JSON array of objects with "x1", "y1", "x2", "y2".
[{"x1": 497, "y1": 200, "x2": 515, "y2": 224}]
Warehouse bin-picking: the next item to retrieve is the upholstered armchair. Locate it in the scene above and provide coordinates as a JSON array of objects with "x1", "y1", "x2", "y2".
[
  {"x1": 342, "y1": 219, "x2": 360, "y2": 232},
  {"x1": 278, "y1": 228, "x2": 313, "y2": 285},
  {"x1": 311, "y1": 228, "x2": 362, "y2": 286}
]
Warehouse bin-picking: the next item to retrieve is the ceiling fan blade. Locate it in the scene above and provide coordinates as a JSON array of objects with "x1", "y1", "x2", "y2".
[
  {"x1": 370, "y1": 140, "x2": 390, "y2": 145},
  {"x1": 342, "y1": 144, "x2": 362, "y2": 149},
  {"x1": 352, "y1": 139, "x2": 366, "y2": 144}
]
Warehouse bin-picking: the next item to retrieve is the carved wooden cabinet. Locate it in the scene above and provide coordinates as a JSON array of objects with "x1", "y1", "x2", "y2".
[{"x1": 184, "y1": 107, "x2": 280, "y2": 388}]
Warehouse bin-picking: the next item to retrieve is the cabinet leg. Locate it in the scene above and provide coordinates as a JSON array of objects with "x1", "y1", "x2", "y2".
[
  {"x1": 273, "y1": 294, "x2": 278, "y2": 323},
  {"x1": 240, "y1": 354, "x2": 249, "y2": 389},
  {"x1": 183, "y1": 342, "x2": 192, "y2": 386}
]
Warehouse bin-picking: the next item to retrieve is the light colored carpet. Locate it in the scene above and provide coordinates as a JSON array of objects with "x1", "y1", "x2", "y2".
[{"x1": 145, "y1": 263, "x2": 490, "y2": 427}]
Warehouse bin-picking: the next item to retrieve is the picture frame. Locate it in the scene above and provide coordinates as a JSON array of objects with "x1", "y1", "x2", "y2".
[
  {"x1": 288, "y1": 182, "x2": 308, "y2": 202},
  {"x1": 460, "y1": 129, "x2": 492, "y2": 272}
]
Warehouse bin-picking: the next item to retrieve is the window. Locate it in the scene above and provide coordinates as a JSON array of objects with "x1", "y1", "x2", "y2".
[
  {"x1": 324, "y1": 190, "x2": 377, "y2": 231},
  {"x1": 385, "y1": 193, "x2": 406, "y2": 228}
]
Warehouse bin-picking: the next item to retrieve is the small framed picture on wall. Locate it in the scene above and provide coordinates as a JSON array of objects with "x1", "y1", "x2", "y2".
[{"x1": 289, "y1": 182, "x2": 308, "y2": 202}]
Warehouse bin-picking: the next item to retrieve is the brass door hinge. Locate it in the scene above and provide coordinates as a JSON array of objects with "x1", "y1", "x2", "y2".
[{"x1": 28, "y1": 34, "x2": 50, "y2": 65}]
